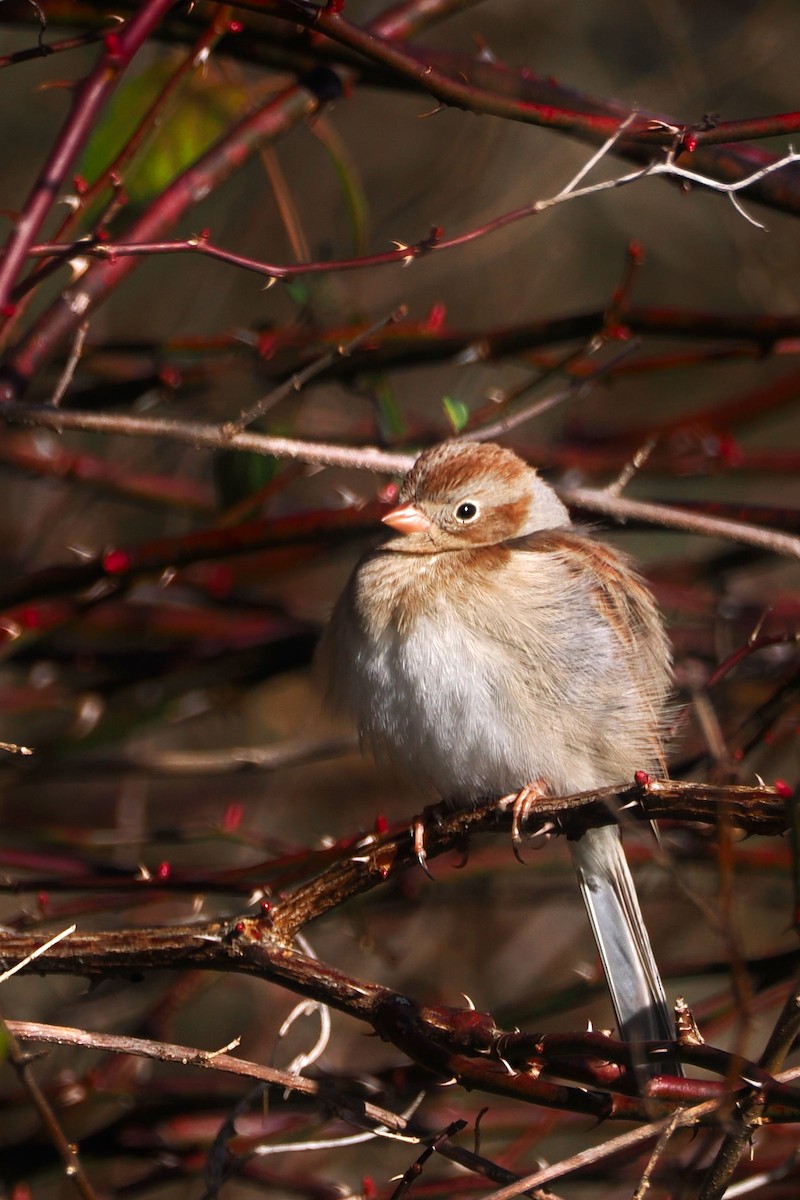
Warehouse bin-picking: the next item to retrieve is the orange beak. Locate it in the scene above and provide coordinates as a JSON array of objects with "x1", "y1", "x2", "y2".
[{"x1": 381, "y1": 502, "x2": 432, "y2": 534}]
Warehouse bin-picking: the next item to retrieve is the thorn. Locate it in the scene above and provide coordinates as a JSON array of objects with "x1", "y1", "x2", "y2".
[
  {"x1": 68, "y1": 256, "x2": 90, "y2": 281},
  {"x1": 391, "y1": 240, "x2": 415, "y2": 267}
]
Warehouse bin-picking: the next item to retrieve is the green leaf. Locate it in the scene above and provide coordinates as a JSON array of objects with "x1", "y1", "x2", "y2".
[
  {"x1": 367, "y1": 375, "x2": 406, "y2": 441},
  {"x1": 284, "y1": 279, "x2": 312, "y2": 308},
  {"x1": 79, "y1": 59, "x2": 248, "y2": 207},
  {"x1": 442, "y1": 395, "x2": 469, "y2": 433}
]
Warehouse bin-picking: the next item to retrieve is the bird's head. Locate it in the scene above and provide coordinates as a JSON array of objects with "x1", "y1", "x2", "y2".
[{"x1": 382, "y1": 441, "x2": 570, "y2": 550}]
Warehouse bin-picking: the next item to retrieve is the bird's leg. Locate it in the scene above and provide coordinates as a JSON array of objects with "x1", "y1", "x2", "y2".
[{"x1": 503, "y1": 780, "x2": 549, "y2": 863}]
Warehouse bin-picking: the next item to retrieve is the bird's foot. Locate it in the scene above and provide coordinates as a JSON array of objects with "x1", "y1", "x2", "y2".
[{"x1": 503, "y1": 780, "x2": 548, "y2": 863}]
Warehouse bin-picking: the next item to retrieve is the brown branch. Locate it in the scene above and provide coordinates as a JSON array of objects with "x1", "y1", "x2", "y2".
[
  {"x1": 8, "y1": 0, "x2": 800, "y2": 215},
  {"x1": 559, "y1": 486, "x2": 800, "y2": 560},
  {"x1": 0, "y1": 983, "x2": 98, "y2": 1200},
  {"x1": 0, "y1": 429, "x2": 214, "y2": 511},
  {"x1": 3, "y1": 930, "x2": 800, "y2": 1124},
  {"x1": 0, "y1": 24, "x2": 114, "y2": 70},
  {"x1": 698, "y1": 974, "x2": 800, "y2": 1200},
  {"x1": 0, "y1": 925, "x2": 640, "y2": 1119},
  {"x1": 3, "y1": 404, "x2": 800, "y2": 559},
  {"x1": 0, "y1": 775, "x2": 794, "y2": 1128},
  {"x1": 0, "y1": 777, "x2": 787, "y2": 930},
  {"x1": 253, "y1": 1, "x2": 800, "y2": 149},
  {"x1": 4, "y1": 1020, "x2": 521, "y2": 1190}
]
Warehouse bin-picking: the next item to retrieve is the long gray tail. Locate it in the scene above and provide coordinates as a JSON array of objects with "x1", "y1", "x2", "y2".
[{"x1": 570, "y1": 824, "x2": 681, "y2": 1076}]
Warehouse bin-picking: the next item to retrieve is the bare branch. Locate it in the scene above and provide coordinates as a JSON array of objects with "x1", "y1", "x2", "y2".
[{"x1": 2, "y1": 404, "x2": 799, "y2": 558}]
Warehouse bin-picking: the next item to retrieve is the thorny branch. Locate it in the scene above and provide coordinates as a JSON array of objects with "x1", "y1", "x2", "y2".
[
  {"x1": 0, "y1": 0, "x2": 177, "y2": 315},
  {"x1": 3, "y1": 1020, "x2": 524, "y2": 1190},
  {"x1": 16, "y1": 147, "x2": 800, "y2": 286},
  {"x1": 0, "y1": 4, "x2": 799, "y2": 1195}
]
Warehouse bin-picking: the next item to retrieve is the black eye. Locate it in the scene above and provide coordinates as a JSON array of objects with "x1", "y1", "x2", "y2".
[{"x1": 454, "y1": 501, "x2": 479, "y2": 523}]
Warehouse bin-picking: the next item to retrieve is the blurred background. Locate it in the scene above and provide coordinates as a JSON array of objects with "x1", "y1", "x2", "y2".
[{"x1": 0, "y1": 1, "x2": 799, "y2": 1196}]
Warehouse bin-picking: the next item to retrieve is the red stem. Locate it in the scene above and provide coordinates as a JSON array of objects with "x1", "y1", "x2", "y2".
[{"x1": 0, "y1": 0, "x2": 177, "y2": 317}]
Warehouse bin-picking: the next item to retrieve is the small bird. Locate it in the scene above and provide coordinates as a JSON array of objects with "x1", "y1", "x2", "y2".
[{"x1": 317, "y1": 440, "x2": 676, "y2": 1070}]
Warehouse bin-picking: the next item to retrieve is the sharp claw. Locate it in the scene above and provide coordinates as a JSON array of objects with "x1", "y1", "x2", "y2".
[
  {"x1": 509, "y1": 783, "x2": 548, "y2": 862},
  {"x1": 453, "y1": 843, "x2": 470, "y2": 869},
  {"x1": 511, "y1": 787, "x2": 532, "y2": 864},
  {"x1": 534, "y1": 820, "x2": 556, "y2": 845},
  {"x1": 412, "y1": 815, "x2": 435, "y2": 880}
]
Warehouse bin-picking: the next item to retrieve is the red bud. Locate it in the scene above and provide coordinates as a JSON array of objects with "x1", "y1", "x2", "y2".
[{"x1": 102, "y1": 548, "x2": 131, "y2": 574}]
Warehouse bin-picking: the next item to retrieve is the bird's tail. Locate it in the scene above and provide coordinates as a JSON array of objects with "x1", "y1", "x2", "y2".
[{"x1": 570, "y1": 824, "x2": 681, "y2": 1077}]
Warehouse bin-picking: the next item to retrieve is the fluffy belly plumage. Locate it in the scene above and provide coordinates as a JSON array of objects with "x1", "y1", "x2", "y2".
[{"x1": 354, "y1": 614, "x2": 593, "y2": 801}]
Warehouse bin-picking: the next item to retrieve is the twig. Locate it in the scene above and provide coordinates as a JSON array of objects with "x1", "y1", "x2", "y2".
[
  {"x1": 476, "y1": 1099, "x2": 723, "y2": 1200},
  {"x1": 20, "y1": 147, "x2": 800, "y2": 295},
  {"x1": 102, "y1": 735, "x2": 355, "y2": 776},
  {"x1": 462, "y1": 339, "x2": 640, "y2": 442},
  {"x1": 0, "y1": 404, "x2": 413, "y2": 471},
  {"x1": 0, "y1": 26, "x2": 115, "y2": 70},
  {"x1": 389, "y1": 1119, "x2": 468, "y2": 1200},
  {"x1": 4, "y1": 1020, "x2": 533, "y2": 1191},
  {"x1": 0, "y1": 926, "x2": 96, "y2": 1200},
  {"x1": 0, "y1": 740, "x2": 34, "y2": 755},
  {"x1": 697, "y1": 974, "x2": 800, "y2": 1200},
  {"x1": 260, "y1": 2, "x2": 800, "y2": 149},
  {"x1": 631, "y1": 1108, "x2": 683, "y2": 1200},
  {"x1": 604, "y1": 436, "x2": 659, "y2": 497},
  {"x1": 0, "y1": 923, "x2": 75, "y2": 983},
  {"x1": 48, "y1": 318, "x2": 88, "y2": 407},
  {"x1": 559, "y1": 485, "x2": 800, "y2": 560},
  {"x1": 276, "y1": 932, "x2": 331, "y2": 1074},
  {"x1": 0, "y1": 0, "x2": 177, "y2": 314},
  {"x1": 223, "y1": 305, "x2": 408, "y2": 434}
]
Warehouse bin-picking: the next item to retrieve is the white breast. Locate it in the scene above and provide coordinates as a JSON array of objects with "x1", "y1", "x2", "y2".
[
  {"x1": 323, "y1": 544, "x2": 665, "y2": 804},
  {"x1": 353, "y1": 606, "x2": 601, "y2": 800}
]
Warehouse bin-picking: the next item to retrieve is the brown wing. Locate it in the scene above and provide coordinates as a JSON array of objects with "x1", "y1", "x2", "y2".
[{"x1": 510, "y1": 528, "x2": 672, "y2": 772}]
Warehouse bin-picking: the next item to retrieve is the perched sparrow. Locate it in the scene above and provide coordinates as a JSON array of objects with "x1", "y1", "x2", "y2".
[{"x1": 318, "y1": 440, "x2": 676, "y2": 1068}]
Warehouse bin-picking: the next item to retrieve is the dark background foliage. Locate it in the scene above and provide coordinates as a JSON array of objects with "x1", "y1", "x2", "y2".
[{"x1": 0, "y1": 2, "x2": 798, "y2": 1197}]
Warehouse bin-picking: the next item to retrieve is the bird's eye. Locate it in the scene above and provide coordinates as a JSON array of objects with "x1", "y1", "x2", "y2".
[{"x1": 454, "y1": 501, "x2": 479, "y2": 523}]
